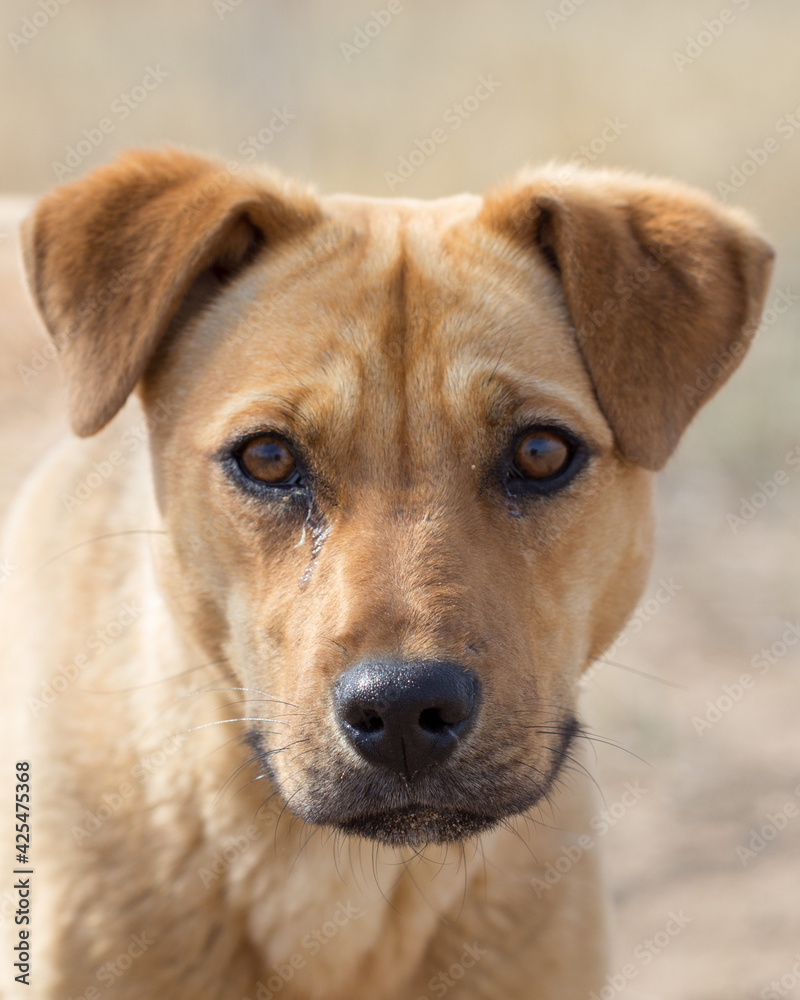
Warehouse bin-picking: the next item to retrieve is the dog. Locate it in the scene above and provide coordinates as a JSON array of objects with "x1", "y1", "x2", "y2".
[{"x1": 0, "y1": 148, "x2": 773, "y2": 999}]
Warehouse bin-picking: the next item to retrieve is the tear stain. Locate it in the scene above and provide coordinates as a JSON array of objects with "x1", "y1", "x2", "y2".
[{"x1": 299, "y1": 517, "x2": 331, "y2": 588}]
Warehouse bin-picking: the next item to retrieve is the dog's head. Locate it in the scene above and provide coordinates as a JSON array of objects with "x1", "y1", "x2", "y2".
[{"x1": 23, "y1": 149, "x2": 773, "y2": 845}]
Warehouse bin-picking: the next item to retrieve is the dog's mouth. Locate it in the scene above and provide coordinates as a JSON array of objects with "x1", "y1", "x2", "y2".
[
  {"x1": 250, "y1": 715, "x2": 580, "y2": 847},
  {"x1": 336, "y1": 806, "x2": 498, "y2": 846},
  {"x1": 305, "y1": 770, "x2": 557, "y2": 846}
]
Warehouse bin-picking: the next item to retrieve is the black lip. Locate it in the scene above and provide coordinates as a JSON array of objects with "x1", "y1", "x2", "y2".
[
  {"x1": 336, "y1": 807, "x2": 498, "y2": 846},
  {"x1": 251, "y1": 715, "x2": 582, "y2": 847}
]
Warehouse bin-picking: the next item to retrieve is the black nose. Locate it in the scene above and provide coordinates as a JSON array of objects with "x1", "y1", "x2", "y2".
[{"x1": 333, "y1": 660, "x2": 480, "y2": 776}]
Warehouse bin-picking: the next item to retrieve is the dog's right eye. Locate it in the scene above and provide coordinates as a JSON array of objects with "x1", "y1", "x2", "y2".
[
  {"x1": 512, "y1": 431, "x2": 571, "y2": 480},
  {"x1": 236, "y1": 436, "x2": 300, "y2": 486}
]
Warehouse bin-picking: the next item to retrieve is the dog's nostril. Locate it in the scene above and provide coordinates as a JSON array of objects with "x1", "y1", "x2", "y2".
[
  {"x1": 357, "y1": 710, "x2": 384, "y2": 735},
  {"x1": 418, "y1": 706, "x2": 449, "y2": 734}
]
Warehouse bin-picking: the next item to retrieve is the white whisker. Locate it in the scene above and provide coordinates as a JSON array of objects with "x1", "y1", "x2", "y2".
[{"x1": 185, "y1": 717, "x2": 289, "y2": 733}]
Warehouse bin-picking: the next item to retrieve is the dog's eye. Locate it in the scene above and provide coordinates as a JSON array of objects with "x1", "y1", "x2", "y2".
[
  {"x1": 237, "y1": 436, "x2": 299, "y2": 485},
  {"x1": 511, "y1": 430, "x2": 572, "y2": 481}
]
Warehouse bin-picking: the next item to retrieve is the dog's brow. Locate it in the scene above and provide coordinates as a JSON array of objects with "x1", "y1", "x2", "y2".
[
  {"x1": 445, "y1": 360, "x2": 612, "y2": 442},
  {"x1": 204, "y1": 393, "x2": 322, "y2": 443}
]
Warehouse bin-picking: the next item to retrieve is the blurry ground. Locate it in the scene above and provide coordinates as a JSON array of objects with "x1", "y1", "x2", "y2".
[{"x1": 1, "y1": 1, "x2": 799, "y2": 996}]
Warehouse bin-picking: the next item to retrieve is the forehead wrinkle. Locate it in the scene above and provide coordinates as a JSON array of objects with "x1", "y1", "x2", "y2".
[
  {"x1": 264, "y1": 222, "x2": 358, "y2": 289},
  {"x1": 443, "y1": 360, "x2": 613, "y2": 445},
  {"x1": 198, "y1": 353, "x2": 363, "y2": 446},
  {"x1": 315, "y1": 213, "x2": 413, "y2": 483}
]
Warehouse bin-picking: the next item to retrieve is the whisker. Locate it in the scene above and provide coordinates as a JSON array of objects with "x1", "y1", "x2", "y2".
[
  {"x1": 79, "y1": 658, "x2": 232, "y2": 695},
  {"x1": 213, "y1": 751, "x2": 265, "y2": 809},
  {"x1": 589, "y1": 657, "x2": 687, "y2": 689},
  {"x1": 203, "y1": 685, "x2": 298, "y2": 708},
  {"x1": 34, "y1": 529, "x2": 167, "y2": 575},
  {"x1": 498, "y1": 815, "x2": 538, "y2": 863},
  {"x1": 290, "y1": 821, "x2": 323, "y2": 872},
  {"x1": 184, "y1": 717, "x2": 290, "y2": 734},
  {"x1": 273, "y1": 787, "x2": 305, "y2": 851},
  {"x1": 569, "y1": 730, "x2": 651, "y2": 767}
]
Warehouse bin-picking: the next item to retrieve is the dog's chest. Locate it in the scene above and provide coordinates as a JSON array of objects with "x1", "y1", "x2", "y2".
[{"x1": 222, "y1": 831, "x2": 467, "y2": 999}]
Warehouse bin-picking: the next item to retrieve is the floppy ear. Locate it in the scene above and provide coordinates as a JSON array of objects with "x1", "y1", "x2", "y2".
[
  {"x1": 481, "y1": 169, "x2": 775, "y2": 469},
  {"x1": 21, "y1": 147, "x2": 322, "y2": 436}
]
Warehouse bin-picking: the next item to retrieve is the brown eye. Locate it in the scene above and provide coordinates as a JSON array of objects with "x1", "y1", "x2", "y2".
[
  {"x1": 513, "y1": 430, "x2": 571, "y2": 481},
  {"x1": 238, "y1": 436, "x2": 299, "y2": 484}
]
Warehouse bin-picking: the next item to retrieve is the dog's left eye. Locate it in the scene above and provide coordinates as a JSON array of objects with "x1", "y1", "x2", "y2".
[
  {"x1": 236, "y1": 436, "x2": 301, "y2": 486},
  {"x1": 508, "y1": 429, "x2": 582, "y2": 489}
]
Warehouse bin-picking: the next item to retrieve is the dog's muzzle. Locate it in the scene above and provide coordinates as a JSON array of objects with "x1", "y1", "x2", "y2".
[{"x1": 259, "y1": 658, "x2": 576, "y2": 847}]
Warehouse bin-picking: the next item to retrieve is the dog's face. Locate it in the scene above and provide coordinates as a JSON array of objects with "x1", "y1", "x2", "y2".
[
  {"x1": 23, "y1": 150, "x2": 774, "y2": 845},
  {"x1": 141, "y1": 201, "x2": 653, "y2": 843}
]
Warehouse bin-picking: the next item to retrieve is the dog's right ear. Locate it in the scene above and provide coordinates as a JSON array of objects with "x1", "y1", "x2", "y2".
[
  {"x1": 21, "y1": 147, "x2": 322, "y2": 436},
  {"x1": 481, "y1": 169, "x2": 774, "y2": 470}
]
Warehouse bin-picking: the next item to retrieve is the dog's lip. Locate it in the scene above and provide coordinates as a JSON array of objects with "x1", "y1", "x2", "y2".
[
  {"x1": 333, "y1": 805, "x2": 498, "y2": 846},
  {"x1": 253, "y1": 715, "x2": 581, "y2": 845}
]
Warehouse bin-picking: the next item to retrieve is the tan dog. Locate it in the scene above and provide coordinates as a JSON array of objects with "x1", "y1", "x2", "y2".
[{"x1": 0, "y1": 149, "x2": 773, "y2": 999}]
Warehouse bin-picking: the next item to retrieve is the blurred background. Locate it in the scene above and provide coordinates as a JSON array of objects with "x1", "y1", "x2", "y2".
[{"x1": 1, "y1": 2, "x2": 798, "y2": 997}]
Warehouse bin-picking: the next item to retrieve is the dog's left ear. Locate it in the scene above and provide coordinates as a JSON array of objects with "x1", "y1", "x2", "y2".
[
  {"x1": 21, "y1": 147, "x2": 322, "y2": 436},
  {"x1": 481, "y1": 170, "x2": 775, "y2": 469}
]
